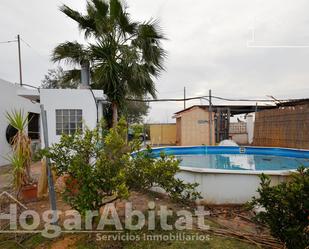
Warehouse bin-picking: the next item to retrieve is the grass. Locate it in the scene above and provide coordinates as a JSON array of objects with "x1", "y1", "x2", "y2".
[
  {"x1": 70, "y1": 231, "x2": 259, "y2": 249},
  {"x1": 0, "y1": 230, "x2": 259, "y2": 249}
]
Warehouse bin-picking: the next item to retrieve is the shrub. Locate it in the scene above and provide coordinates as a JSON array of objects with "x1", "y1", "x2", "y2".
[
  {"x1": 6, "y1": 110, "x2": 33, "y2": 193},
  {"x1": 43, "y1": 118, "x2": 200, "y2": 213},
  {"x1": 127, "y1": 147, "x2": 201, "y2": 203},
  {"x1": 249, "y1": 167, "x2": 309, "y2": 249}
]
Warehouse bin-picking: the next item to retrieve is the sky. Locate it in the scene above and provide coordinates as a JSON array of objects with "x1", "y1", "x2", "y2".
[{"x1": 1, "y1": 0, "x2": 309, "y2": 122}]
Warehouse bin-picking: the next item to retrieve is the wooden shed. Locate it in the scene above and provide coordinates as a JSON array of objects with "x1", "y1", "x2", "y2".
[
  {"x1": 174, "y1": 104, "x2": 275, "y2": 146},
  {"x1": 174, "y1": 106, "x2": 215, "y2": 146}
]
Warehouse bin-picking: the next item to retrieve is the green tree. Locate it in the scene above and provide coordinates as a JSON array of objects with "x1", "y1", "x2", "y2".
[
  {"x1": 42, "y1": 118, "x2": 200, "y2": 213},
  {"x1": 122, "y1": 100, "x2": 149, "y2": 124},
  {"x1": 52, "y1": 0, "x2": 166, "y2": 126},
  {"x1": 41, "y1": 66, "x2": 79, "y2": 89}
]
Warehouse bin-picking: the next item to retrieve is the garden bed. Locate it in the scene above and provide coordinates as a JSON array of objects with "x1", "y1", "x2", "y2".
[{"x1": 0, "y1": 164, "x2": 282, "y2": 249}]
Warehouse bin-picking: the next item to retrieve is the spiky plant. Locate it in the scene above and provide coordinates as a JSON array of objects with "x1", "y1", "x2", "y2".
[{"x1": 6, "y1": 110, "x2": 32, "y2": 192}]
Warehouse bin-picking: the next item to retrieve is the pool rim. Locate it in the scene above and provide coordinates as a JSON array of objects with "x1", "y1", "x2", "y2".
[{"x1": 147, "y1": 145, "x2": 309, "y2": 176}]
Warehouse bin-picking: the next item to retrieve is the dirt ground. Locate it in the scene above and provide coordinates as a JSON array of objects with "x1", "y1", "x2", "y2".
[{"x1": 0, "y1": 162, "x2": 282, "y2": 249}]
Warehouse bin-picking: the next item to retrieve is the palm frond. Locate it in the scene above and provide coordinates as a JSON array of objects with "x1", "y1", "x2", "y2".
[
  {"x1": 109, "y1": 0, "x2": 122, "y2": 22},
  {"x1": 53, "y1": 0, "x2": 166, "y2": 122},
  {"x1": 51, "y1": 41, "x2": 88, "y2": 65},
  {"x1": 61, "y1": 4, "x2": 97, "y2": 38},
  {"x1": 62, "y1": 69, "x2": 81, "y2": 84},
  {"x1": 137, "y1": 19, "x2": 166, "y2": 41},
  {"x1": 132, "y1": 19, "x2": 167, "y2": 71},
  {"x1": 125, "y1": 63, "x2": 157, "y2": 99}
]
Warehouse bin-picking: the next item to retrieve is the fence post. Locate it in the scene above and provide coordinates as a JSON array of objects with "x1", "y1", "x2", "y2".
[
  {"x1": 40, "y1": 105, "x2": 57, "y2": 224},
  {"x1": 209, "y1": 89, "x2": 213, "y2": 145}
]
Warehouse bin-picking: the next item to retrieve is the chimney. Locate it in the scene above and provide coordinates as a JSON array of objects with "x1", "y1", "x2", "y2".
[{"x1": 80, "y1": 60, "x2": 90, "y2": 89}]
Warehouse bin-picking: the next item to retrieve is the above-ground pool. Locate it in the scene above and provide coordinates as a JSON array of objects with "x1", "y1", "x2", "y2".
[
  {"x1": 148, "y1": 146, "x2": 309, "y2": 204},
  {"x1": 150, "y1": 146, "x2": 309, "y2": 172}
]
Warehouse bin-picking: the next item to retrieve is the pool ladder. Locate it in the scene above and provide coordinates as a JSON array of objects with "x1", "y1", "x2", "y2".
[{"x1": 239, "y1": 147, "x2": 246, "y2": 154}]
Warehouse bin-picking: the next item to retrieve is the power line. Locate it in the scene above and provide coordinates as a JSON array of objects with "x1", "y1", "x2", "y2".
[
  {"x1": 0, "y1": 35, "x2": 22, "y2": 85},
  {"x1": 212, "y1": 96, "x2": 277, "y2": 102},
  {"x1": 20, "y1": 37, "x2": 47, "y2": 58},
  {"x1": 20, "y1": 37, "x2": 31, "y2": 47},
  {"x1": 126, "y1": 96, "x2": 208, "y2": 102},
  {"x1": 126, "y1": 95, "x2": 299, "y2": 103},
  {"x1": 0, "y1": 39, "x2": 17, "y2": 44}
]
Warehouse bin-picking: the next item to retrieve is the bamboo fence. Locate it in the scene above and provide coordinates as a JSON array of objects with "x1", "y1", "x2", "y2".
[{"x1": 253, "y1": 104, "x2": 309, "y2": 149}]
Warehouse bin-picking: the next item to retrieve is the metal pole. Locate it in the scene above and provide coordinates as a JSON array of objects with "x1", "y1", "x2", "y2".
[
  {"x1": 209, "y1": 89, "x2": 213, "y2": 145},
  {"x1": 184, "y1": 87, "x2": 186, "y2": 109},
  {"x1": 17, "y1": 34, "x2": 22, "y2": 86},
  {"x1": 143, "y1": 123, "x2": 146, "y2": 147},
  {"x1": 40, "y1": 105, "x2": 57, "y2": 224}
]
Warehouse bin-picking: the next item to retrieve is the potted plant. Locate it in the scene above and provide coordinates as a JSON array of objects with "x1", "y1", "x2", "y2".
[{"x1": 6, "y1": 110, "x2": 37, "y2": 201}]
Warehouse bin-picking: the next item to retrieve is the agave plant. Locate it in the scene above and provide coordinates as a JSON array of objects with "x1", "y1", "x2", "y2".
[{"x1": 6, "y1": 110, "x2": 33, "y2": 192}]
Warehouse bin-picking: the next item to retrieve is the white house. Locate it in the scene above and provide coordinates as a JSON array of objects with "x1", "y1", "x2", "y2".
[
  {"x1": 0, "y1": 78, "x2": 107, "y2": 167},
  {"x1": 18, "y1": 88, "x2": 106, "y2": 147}
]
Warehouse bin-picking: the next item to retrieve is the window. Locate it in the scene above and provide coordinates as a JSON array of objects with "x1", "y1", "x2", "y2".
[
  {"x1": 6, "y1": 125, "x2": 18, "y2": 144},
  {"x1": 56, "y1": 109, "x2": 82, "y2": 135},
  {"x1": 28, "y1": 112, "x2": 40, "y2": 140}
]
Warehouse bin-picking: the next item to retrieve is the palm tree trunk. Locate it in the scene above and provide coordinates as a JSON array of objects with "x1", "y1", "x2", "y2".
[{"x1": 112, "y1": 102, "x2": 118, "y2": 127}]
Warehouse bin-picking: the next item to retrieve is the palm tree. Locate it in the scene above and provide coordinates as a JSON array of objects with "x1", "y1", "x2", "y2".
[{"x1": 52, "y1": 0, "x2": 166, "y2": 126}]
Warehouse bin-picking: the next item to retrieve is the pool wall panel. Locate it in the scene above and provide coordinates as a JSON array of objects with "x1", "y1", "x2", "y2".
[{"x1": 177, "y1": 170, "x2": 288, "y2": 204}]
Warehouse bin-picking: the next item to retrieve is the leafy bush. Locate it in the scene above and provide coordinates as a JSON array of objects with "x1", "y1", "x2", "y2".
[
  {"x1": 127, "y1": 147, "x2": 201, "y2": 203},
  {"x1": 249, "y1": 167, "x2": 309, "y2": 249},
  {"x1": 43, "y1": 118, "x2": 200, "y2": 213}
]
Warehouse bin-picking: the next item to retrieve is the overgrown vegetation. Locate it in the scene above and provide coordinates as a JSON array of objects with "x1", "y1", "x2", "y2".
[
  {"x1": 128, "y1": 147, "x2": 200, "y2": 203},
  {"x1": 123, "y1": 100, "x2": 150, "y2": 124},
  {"x1": 41, "y1": 66, "x2": 79, "y2": 89},
  {"x1": 43, "y1": 118, "x2": 200, "y2": 214},
  {"x1": 249, "y1": 167, "x2": 309, "y2": 249}
]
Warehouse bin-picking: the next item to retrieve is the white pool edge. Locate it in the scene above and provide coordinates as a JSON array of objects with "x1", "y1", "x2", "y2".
[{"x1": 179, "y1": 166, "x2": 295, "y2": 176}]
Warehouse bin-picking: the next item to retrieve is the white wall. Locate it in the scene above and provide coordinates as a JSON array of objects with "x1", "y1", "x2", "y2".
[
  {"x1": 0, "y1": 79, "x2": 40, "y2": 166},
  {"x1": 40, "y1": 89, "x2": 101, "y2": 146},
  {"x1": 152, "y1": 168, "x2": 288, "y2": 204},
  {"x1": 177, "y1": 169, "x2": 287, "y2": 204}
]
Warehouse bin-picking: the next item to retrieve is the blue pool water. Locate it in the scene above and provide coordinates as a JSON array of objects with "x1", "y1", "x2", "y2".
[
  {"x1": 148, "y1": 146, "x2": 309, "y2": 171},
  {"x1": 176, "y1": 154, "x2": 309, "y2": 171}
]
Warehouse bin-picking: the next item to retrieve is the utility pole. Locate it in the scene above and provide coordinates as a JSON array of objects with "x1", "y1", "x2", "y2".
[
  {"x1": 184, "y1": 87, "x2": 186, "y2": 109},
  {"x1": 209, "y1": 89, "x2": 213, "y2": 145},
  {"x1": 17, "y1": 34, "x2": 23, "y2": 86}
]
